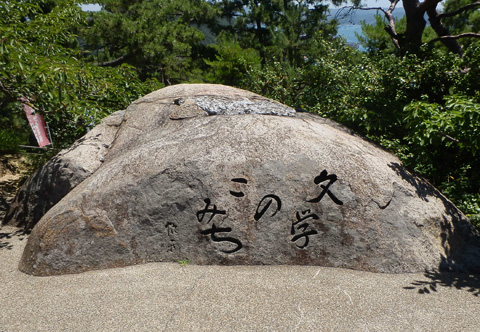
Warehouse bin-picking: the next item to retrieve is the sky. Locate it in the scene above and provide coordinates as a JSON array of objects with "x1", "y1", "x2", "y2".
[
  {"x1": 330, "y1": 0, "x2": 403, "y2": 9},
  {"x1": 80, "y1": 3, "x2": 102, "y2": 11},
  {"x1": 359, "y1": 0, "x2": 393, "y2": 7}
]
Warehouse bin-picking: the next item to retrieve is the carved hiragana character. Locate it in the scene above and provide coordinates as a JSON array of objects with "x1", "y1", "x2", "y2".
[
  {"x1": 307, "y1": 170, "x2": 343, "y2": 205},
  {"x1": 200, "y1": 223, "x2": 243, "y2": 253},
  {"x1": 230, "y1": 178, "x2": 248, "y2": 197},
  {"x1": 196, "y1": 198, "x2": 226, "y2": 224},
  {"x1": 254, "y1": 194, "x2": 282, "y2": 221}
]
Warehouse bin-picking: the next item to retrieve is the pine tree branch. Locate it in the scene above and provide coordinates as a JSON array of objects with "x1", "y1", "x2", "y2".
[
  {"x1": 437, "y1": 1, "x2": 480, "y2": 20},
  {"x1": 384, "y1": 0, "x2": 401, "y2": 49},
  {"x1": 427, "y1": 5, "x2": 463, "y2": 55},
  {"x1": 0, "y1": 80, "x2": 18, "y2": 102},
  {"x1": 338, "y1": 1, "x2": 402, "y2": 49},
  {"x1": 418, "y1": 0, "x2": 443, "y2": 13},
  {"x1": 94, "y1": 53, "x2": 132, "y2": 67},
  {"x1": 428, "y1": 32, "x2": 480, "y2": 44}
]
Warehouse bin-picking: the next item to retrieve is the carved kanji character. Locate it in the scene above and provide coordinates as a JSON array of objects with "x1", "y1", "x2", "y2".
[
  {"x1": 291, "y1": 210, "x2": 319, "y2": 249},
  {"x1": 308, "y1": 170, "x2": 343, "y2": 205}
]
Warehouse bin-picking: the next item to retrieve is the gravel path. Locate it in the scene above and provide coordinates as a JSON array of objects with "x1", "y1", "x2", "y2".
[{"x1": 1, "y1": 225, "x2": 479, "y2": 332}]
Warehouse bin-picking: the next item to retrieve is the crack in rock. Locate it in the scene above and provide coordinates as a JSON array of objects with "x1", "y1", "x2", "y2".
[{"x1": 375, "y1": 198, "x2": 392, "y2": 210}]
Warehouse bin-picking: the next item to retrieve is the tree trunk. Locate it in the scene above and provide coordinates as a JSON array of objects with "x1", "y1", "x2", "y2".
[
  {"x1": 427, "y1": 8, "x2": 463, "y2": 55},
  {"x1": 401, "y1": 0, "x2": 463, "y2": 55},
  {"x1": 402, "y1": 0, "x2": 427, "y2": 50}
]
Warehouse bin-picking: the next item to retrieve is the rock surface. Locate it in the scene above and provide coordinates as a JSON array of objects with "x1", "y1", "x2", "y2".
[
  {"x1": 2, "y1": 110, "x2": 124, "y2": 229},
  {"x1": 15, "y1": 84, "x2": 480, "y2": 276}
]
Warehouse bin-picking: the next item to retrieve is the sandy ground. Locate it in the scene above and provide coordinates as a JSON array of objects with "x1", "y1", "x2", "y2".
[{"x1": 1, "y1": 225, "x2": 479, "y2": 332}]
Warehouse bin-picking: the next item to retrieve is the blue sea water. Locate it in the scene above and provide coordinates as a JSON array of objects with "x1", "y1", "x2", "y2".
[
  {"x1": 332, "y1": 7, "x2": 406, "y2": 50},
  {"x1": 337, "y1": 25, "x2": 363, "y2": 45}
]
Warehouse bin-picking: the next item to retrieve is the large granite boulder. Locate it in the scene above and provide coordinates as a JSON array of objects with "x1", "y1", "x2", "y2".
[{"x1": 16, "y1": 84, "x2": 480, "y2": 276}]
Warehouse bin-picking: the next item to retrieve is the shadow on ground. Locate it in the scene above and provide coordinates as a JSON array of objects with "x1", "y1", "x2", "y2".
[
  {"x1": 0, "y1": 227, "x2": 30, "y2": 250},
  {"x1": 389, "y1": 161, "x2": 480, "y2": 296},
  {"x1": 404, "y1": 270, "x2": 480, "y2": 297}
]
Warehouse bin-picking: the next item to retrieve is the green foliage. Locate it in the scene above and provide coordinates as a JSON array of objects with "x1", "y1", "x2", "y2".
[
  {"x1": 329, "y1": 48, "x2": 462, "y2": 135},
  {"x1": 401, "y1": 95, "x2": 480, "y2": 209},
  {"x1": 455, "y1": 44, "x2": 480, "y2": 98},
  {"x1": 240, "y1": 39, "x2": 360, "y2": 110},
  {"x1": 266, "y1": 1, "x2": 337, "y2": 66},
  {"x1": 242, "y1": 60, "x2": 303, "y2": 107},
  {"x1": 0, "y1": 128, "x2": 29, "y2": 153},
  {"x1": 440, "y1": 165, "x2": 480, "y2": 228},
  {"x1": 404, "y1": 95, "x2": 480, "y2": 157},
  {"x1": 204, "y1": 32, "x2": 261, "y2": 86},
  {"x1": 178, "y1": 258, "x2": 190, "y2": 266},
  {"x1": 83, "y1": 0, "x2": 219, "y2": 83},
  {"x1": 357, "y1": 12, "x2": 404, "y2": 54},
  {"x1": 218, "y1": 0, "x2": 337, "y2": 66},
  {"x1": 443, "y1": 0, "x2": 480, "y2": 49},
  {"x1": 0, "y1": 0, "x2": 161, "y2": 148},
  {"x1": 0, "y1": 96, "x2": 29, "y2": 152},
  {"x1": 358, "y1": 12, "x2": 440, "y2": 54}
]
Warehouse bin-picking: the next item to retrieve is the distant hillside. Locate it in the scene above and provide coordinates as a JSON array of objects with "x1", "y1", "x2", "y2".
[
  {"x1": 328, "y1": 7, "x2": 406, "y2": 50},
  {"x1": 329, "y1": 7, "x2": 406, "y2": 25}
]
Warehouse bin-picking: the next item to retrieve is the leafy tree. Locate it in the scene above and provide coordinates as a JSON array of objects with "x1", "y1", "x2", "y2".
[
  {"x1": 356, "y1": 12, "x2": 401, "y2": 53},
  {"x1": 342, "y1": 0, "x2": 480, "y2": 54},
  {"x1": 402, "y1": 94, "x2": 480, "y2": 226},
  {"x1": 0, "y1": 100, "x2": 29, "y2": 153},
  {"x1": 204, "y1": 32, "x2": 262, "y2": 86},
  {"x1": 241, "y1": 38, "x2": 362, "y2": 112},
  {"x1": 267, "y1": 0, "x2": 337, "y2": 66},
  {"x1": 217, "y1": 0, "x2": 337, "y2": 66},
  {"x1": 82, "y1": 0, "x2": 219, "y2": 84},
  {"x1": 0, "y1": 0, "x2": 161, "y2": 150},
  {"x1": 356, "y1": 11, "x2": 436, "y2": 53},
  {"x1": 443, "y1": 0, "x2": 480, "y2": 49}
]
